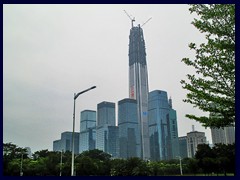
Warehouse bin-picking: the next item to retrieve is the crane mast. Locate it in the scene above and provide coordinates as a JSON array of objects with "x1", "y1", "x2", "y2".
[
  {"x1": 141, "y1": 17, "x2": 152, "y2": 27},
  {"x1": 124, "y1": 10, "x2": 135, "y2": 28}
]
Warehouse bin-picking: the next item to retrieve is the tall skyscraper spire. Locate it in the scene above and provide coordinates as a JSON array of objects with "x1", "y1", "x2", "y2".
[
  {"x1": 169, "y1": 96, "x2": 172, "y2": 108},
  {"x1": 128, "y1": 24, "x2": 150, "y2": 160}
]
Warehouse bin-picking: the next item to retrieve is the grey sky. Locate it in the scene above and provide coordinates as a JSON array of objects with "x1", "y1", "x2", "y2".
[{"x1": 3, "y1": 4, "x2": 211, "y2": 153}]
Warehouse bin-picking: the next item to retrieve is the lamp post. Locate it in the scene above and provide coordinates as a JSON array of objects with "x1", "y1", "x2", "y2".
[
  {"x1": 176, "y1": 156, "x2": 183, "y2": 175},
  {"x1": 71, "y1": 86, "x2": 96, "y2": 176},
  {"x1": 20, "y1": 153, "x2": 23, "y2": 176},
  {"x1": 60, "y1": 149, "x2": 63, "y2": 176}
]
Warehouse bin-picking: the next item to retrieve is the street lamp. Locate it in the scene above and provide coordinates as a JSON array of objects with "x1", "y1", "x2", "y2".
[
  {"x1": 71, "y1": 86, "x2": 96, "y2": 176},
  {"x1": 60, "y1": 149, "x2": 63, "y2": 176},
  {"x1": 20, "y1": 153, "x2": 23, "y2": 176},
  {"x1": 176, "y1": 156, "x2": 183, "y2": 175},
  {"x1": 74, "y1": 154, "x2": 80, "y2": 176}
]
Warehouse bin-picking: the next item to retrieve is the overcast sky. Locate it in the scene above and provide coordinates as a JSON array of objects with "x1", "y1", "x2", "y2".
[{"x1": 3, "y1": 4, "x2": 212, "y2": 153}]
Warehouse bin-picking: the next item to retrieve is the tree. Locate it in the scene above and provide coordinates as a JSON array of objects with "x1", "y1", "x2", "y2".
[
  {"x1": 181, "y1": 4, "x2": 235, "y2": 128},
  {"x1": 33, "y1": 149, "x2": 50, "y2": 159},
  {"x1": 75, "y1": 156, "x2": 98, "y2": 175},
  {"x1": 3, "y1": 143, "x2": 28, "y2": 175},
  {"x1": 3, "y1": 142, "x2": 28, "y2": 159},
  {"x1": 78, "y1": 149, "x2": 112, "y2": 175},
  {"x1": 195, "y1": 144, "x2": 215, "y2": 160},
  {"x1": 79, "y1": 149, "x2": 111, "y2": 161},
  {"x1": 201, "y1": 157, "x2": 216, "y2": 175},
  {"x1": 110, "y1": 159, "x2": 127, "y2": 176},
  {"x1": 186, "y1": 158, "x2": 199, "y2": 175},
  {"x1": 195, "y1": 144, "x2": 216, "y2": 175},
  {"x1": 212, "y1": 143, "x2": 235, "y2": 175},
  {"x1": 148, "y1": 161, "x2": 161, "y2": 176}
]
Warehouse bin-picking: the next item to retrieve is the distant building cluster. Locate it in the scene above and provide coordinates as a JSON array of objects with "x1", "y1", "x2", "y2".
[
  {"x1": 53, "y1": 21, "x2": 235, "y2": 161},
  {"x1": 211, "y1": 126, "x2": 235, "y2": 145},
  {"x1": 177, "y1": 124, "x2": 235, "y2": 159},
  {"x1": 209, "y1": 112, "x2": 235, "y2": 146},
  {"x1": 53, "y1": 95, "x2": 180, "y2": 161}
]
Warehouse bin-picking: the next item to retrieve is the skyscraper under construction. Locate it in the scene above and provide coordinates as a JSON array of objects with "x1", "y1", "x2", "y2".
[{"x1": 128, "y1": 23, "x2": 150, "y2": 160}]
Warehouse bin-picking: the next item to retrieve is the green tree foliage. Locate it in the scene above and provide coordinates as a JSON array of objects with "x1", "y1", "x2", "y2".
[
  {"x1": 181, "y1": 4, "x2": 235, "y2": 128},
  {"x1": 33, "y1": 149, "x2": 50, "y2": 159},
  {"x1": 126, "y1": 157, "x2": 150, "y2": 176},
  {"x1": 77, "y1": 149, "x2": 112, "y2": 175},
  {"x1": 110, "y1": 159, "x2": 128, "y2": 176},
  {"x1": 3, "y1": 143, "x2": 28, "y2": 175},
  {"x1": 110, "y1": 157, "x2": 150, "y2": 176},
  {"x1": 195, "y1": 144, "x2": 215, "y2": 159},
  {"x1": 185, "y1": 158, "x2": 199, "y2": 175},
  {"x1": 195, "y1": 144, "x2": 216, "y2": 175},
  {"x1": 75, "y1": 156, "x2": 98, "y2": 175},
  {"x1": 195, "y1": 143, "x2": 235, "y2": 175},
  {"x1": 79, "y1": 149, "x2": 111, "y2": 161},
  {"x1": 3, "y1": 142, "x2": 28, "y2": 159},
  {"x1": 202, "y1": 157, "x2": 217, "y2": 175},
  {"x1": 212, "y1": 143, "x2": 235, "y2": 175},
  {"x1": 3, "y1": 142, "x2": 235, "y2": 176}
]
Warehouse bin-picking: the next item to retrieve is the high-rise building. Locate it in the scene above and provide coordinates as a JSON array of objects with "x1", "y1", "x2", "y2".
[
  {"x1": 96, "y1": 101, "x2": 119, "y2": 157},
  {"x1": 178, "y1": 136, "x2": 188, "y2": 158},
  {"x1": 53, "y1": 131, "x2": 79, "y2": 153},
  {"x1": 118, "y1": 98, "x2": 141, "y2": 159},
  {"x1": 209, "y1": 111, "x2": 235, "y2": 145},
  {"x1": 128, "y1": 23, "x2": 150, "y2": 160},
  {"x1": 97, "y1": 101, "x2": 115, "y2": 127},
  {"x1": 79, "y1": 110, "x2": 96, "y2": 153},
  {"x1": 168, "y1": 97, "x2": 180, "y2": 159},
  {"x1": 53, "y1": 139, "x2": 62, "y2": 152},
  {"x1": 187, "y1": 130, "x2": 206, "y2": 158},
  {"x1": 211, "y1": 126, "x2": 235, "y2": 145},
  {"x1": 148, "y1": 90, "x2": 171, "y2": 161}
]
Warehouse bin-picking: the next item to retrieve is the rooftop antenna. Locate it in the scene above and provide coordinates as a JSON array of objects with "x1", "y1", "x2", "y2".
[
  {"x1": 141, "y1": 17, "x2": 152, "y2": 27},
  {"x1": 124, "y1": 10, "x2": 135, "y2": 28},
  {"x1": 169, "y1": 96, "x2": 172, "y2": 108},
  {"x1": 192, "y1": 125, "x2": 195, "y2": 132}
]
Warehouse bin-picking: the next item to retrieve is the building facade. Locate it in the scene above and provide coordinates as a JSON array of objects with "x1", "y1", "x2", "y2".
[
  {"x1": 187, "y1": 131, "x2": 206, "y2": 158},
  {"x1": 211, "y1": 126, "x2": 235, "y2": 145},
  {"x1": 168, "y1": 98, "x2": 180, "y2": 159},
  {"x1": 53, "y1": 139, "x2": 62, "y2": 152},
  {"x1": 128, "y1": 24, "x2": 150, "y2": 160},
  {"x1": 209, "y1": 107, "x2": 235, "y2": 145},
  {"x1": 118, "y1": 98, "x2": 141, "y2": 158},
  {"x1": 178, "y1": 136, "x2": 188, "y2": 158},
  {"x1": 96, "y1": 101, "x2": 119, "y2": 157},
  {"x1": 53, "y1": 131, "x2": 79, "y2": 153},
  {"x1": 148, "y1": 90, "x2": 171, "y2": 161},
  {"x1": 79, "y1": 110, "x2": 96, "y2": 153},
  {"x1": 97, "y1": 101, "x2": 115, "y2": 127}
]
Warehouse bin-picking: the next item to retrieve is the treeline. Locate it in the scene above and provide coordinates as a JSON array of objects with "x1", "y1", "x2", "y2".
[{"x1": 3, "y1": 142, "x2": 235, "y2": 176}]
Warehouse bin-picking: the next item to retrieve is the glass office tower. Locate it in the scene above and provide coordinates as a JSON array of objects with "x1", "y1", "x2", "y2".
[
  {"x1": 53, "y1": 139, "x2": 62, "y2": 152},
  {"x1": 118, "y1": 98, "x2": 141, "y2": 158},
  {"x1": 52, "y1": 131, "x2": 79, "y2": 153},
  {"x1": 79, "y1": 110, "x2": 96, "y2": 153},
  {"x1": 179, "y1": 136, "x2": 188, "y2": 158},
  {"x1": 128, "y1": 24, "x2": 150, "y2": 160},
  {"x1": 148, "y1": 90, "x2": 171, "y2": 161},
  {"x1": 169, "y1": 98, "x2": 180, "y2": 159},
  {"x1": 96, "y1": 101, "x2": 119, "y2": 157},
  {"x1": 97, "y1": 101, "x2": 115, "y2": 127}
]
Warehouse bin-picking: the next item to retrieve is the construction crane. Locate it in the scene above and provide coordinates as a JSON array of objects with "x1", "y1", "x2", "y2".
[
  {"x1": 141, "y1": 17, "x2": 152, "y2": 27},
  {"x1": 124, "y1": 10, "x2": 135, "y2": 28}
]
